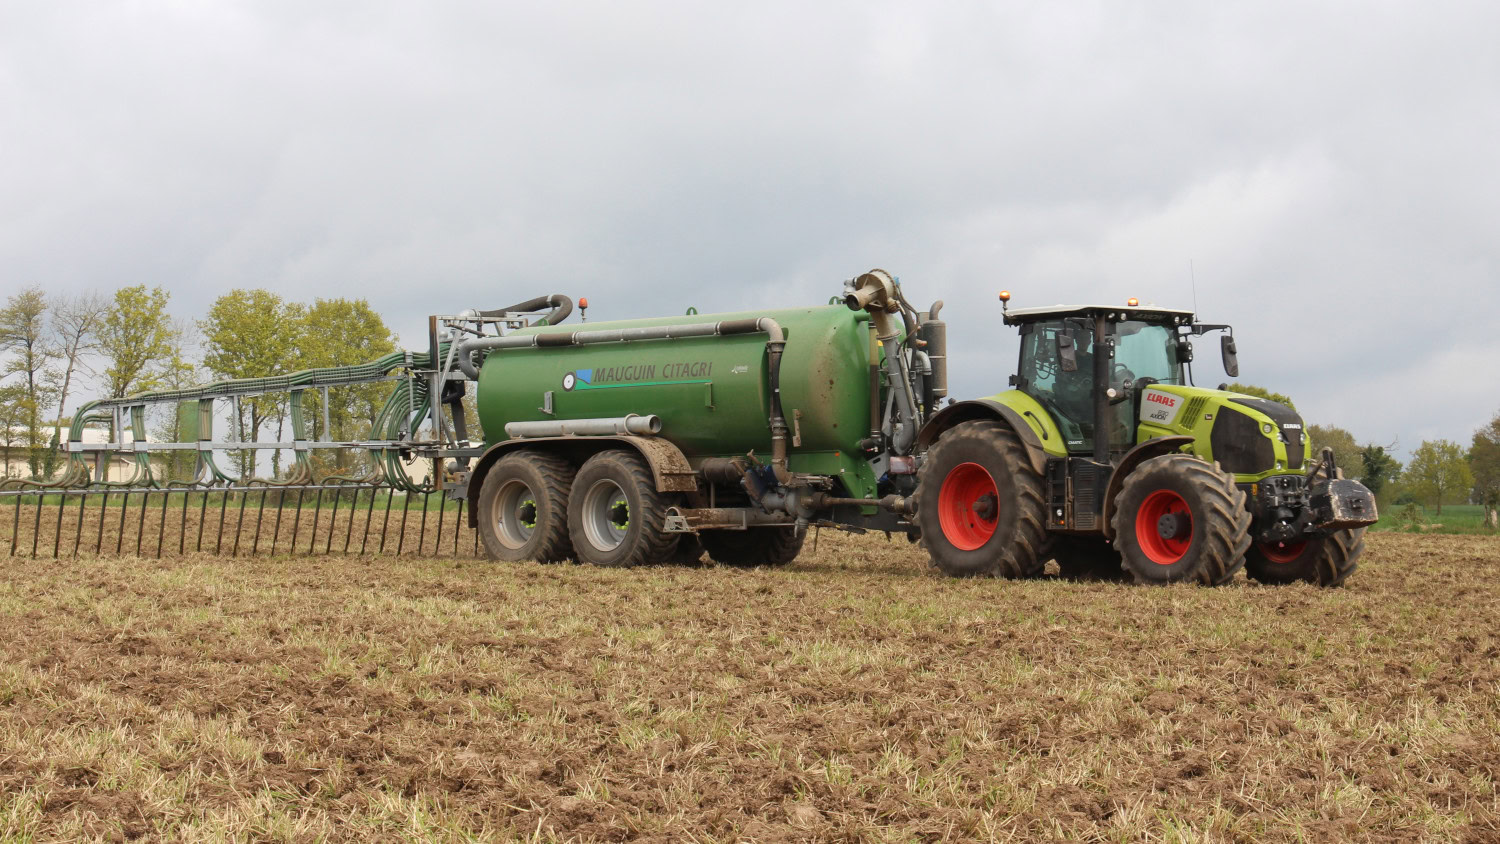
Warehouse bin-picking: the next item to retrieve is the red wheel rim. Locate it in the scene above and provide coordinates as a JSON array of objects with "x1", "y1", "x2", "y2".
[
  {"x1": 1135, "y1": 489, "x2": 1193, "y2": 565},
  {"x1": 1257, "y1": 540, "x2": 1306, "y2": 563},
  {"x1": 938, "y1": 462, "x2": 999, "y2": 551}
]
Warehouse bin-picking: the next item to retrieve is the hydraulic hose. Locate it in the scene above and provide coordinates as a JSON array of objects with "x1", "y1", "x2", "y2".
[{"x1": 478, "y1": 294, "x2": 573, "y2": 327}]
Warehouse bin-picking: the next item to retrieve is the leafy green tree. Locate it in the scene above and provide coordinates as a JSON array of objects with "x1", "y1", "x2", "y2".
[
  {"x1": 1307, "y1": 424, "x2": 1361, "y2": 479},
  {"x1": 298, "y1": 299, "x2": 398, "y2": 473},
  {"x1": 1472, "y1": 412, "x2": 1500, "y2": 529},
  {"x1": 199, "y1": 290, "x2": 306, "y2": 478},
  {"x1": 1224, "y1": 383, "x2": 1296, "y2": 409},
  {"x1": 1405, "y1": 439, "x2": 1473, "y2": 516},
  {"x1": 99, "y1": 285, "x2": 178, "y2": 398},
  {"x1": 1359, "y1": 444, "x2": 1401, "y2": 499},
  {"x1": 0, "y1": 287, "x2": 59, "y2": 477}
]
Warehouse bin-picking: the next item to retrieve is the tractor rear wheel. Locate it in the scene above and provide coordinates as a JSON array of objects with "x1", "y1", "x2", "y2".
[
  {"x1": 1110, "y1": 455, "x2": 1250, "y2": 586},
  {"x1": 476, "y1": 450, "x2": 575, "y2": 563},
  {"x1": 567, "y1": 449, "x2": 677, "y2": 567},
  {"x1": 1244, "y1": 528, "x2": 1364, "y2": 587},
  {"x1": 1051, "y1": 536, "x2": 1127, "y2": 581},
  {"x1": 700, "y1": 527, "x2": 804, "y2": 567},
  {"x1": 915, "y1": 420, "x2": 1047, "y2": 578}
]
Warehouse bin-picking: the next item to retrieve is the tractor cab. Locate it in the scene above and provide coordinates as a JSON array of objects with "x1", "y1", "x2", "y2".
[{"x1": 1002, "y1": 302, "x2": 1225, "y2": 462}]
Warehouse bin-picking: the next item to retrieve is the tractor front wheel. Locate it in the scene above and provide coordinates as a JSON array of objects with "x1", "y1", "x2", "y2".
[
  {"x1": 1244, "y1": 528, "x2": 1363, "y2": 587},
  {"x1": 915, "y1": 420, "x2": 1047, "y2": 578},
  {"x1": 1110, "y1": 455, "x2": 1250, "y2": 586}
]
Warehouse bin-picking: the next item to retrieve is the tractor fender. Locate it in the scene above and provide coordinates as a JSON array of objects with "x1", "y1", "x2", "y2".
[
  {"x1": 1100, "y1": 435, "x2": 1196, "y2": 538},
  {"x1": 466, "y1": 435, "x2": 698, "y2": 527},
  {"x1": 916, "y1": 399, "x2": 1048, "y2": 476}
]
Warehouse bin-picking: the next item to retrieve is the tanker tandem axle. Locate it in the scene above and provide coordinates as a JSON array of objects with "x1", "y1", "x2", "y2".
[{"x1": 438, "y1": 269, "x2": 1374, "y2": 585}]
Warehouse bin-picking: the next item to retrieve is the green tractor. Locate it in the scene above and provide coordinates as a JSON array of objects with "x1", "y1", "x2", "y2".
[{"x1": 914, "y1": 295, "x2": 1377, "y2": 586}]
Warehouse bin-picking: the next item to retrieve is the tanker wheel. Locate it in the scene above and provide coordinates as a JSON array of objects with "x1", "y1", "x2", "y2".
[
  {"x1": 699, "y1": 527, "x2": 804, "y2": 567},
  {"x1": 1110, "y1": 455, "x2": 1251, "y2": 586},
  {"x1": 1051, "y1": 536, "x2": 1127, "y2": 582},
  {"x1": 567, "y1": 449, "x2": 677, "y2": 567},
  {"x1": 1244, "y1": 528, "x2": 1364, "y2": 587},
  {"x1": 915, "y1": 420, "x2": 1047, "y2": 578},
  {"x1": 476, "y1": 450, "x2": 575, "y2": 563}
]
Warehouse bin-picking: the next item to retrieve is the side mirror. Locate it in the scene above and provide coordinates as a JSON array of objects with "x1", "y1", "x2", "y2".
[
  {"x1": 1175, "y1": 338, "x2": 1194, "y2": 364},
  {"x1": 1057, "y1": 333, "x2": 1078, "y2": 372},
  {"x1": 1221, "y1": 335, "x2": 1239, "y2": 378}
]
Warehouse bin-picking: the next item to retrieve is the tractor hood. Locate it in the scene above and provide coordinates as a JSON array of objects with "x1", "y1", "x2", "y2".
[{"x1": 1135, "y1": 385, "x2": 1310, "y2": 481}]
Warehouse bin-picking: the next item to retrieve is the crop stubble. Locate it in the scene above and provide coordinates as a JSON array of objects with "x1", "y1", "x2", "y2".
[{"x1": 1, "y1": 532, "x2": 1498, "y2": 841}]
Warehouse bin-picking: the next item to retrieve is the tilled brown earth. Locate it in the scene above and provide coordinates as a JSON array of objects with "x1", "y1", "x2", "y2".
[{"x1": 1, "y1": 532, "x2": 1498, "y2": 841}]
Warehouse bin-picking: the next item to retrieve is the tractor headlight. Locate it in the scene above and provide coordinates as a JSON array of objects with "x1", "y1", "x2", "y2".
[{"x1": 1262, "y1": 423, "x2": 1274, "y2": 434}]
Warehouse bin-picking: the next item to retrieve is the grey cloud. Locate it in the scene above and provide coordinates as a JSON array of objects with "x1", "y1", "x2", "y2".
[{"x1": 2, "y1": 1, "x2": 1496, "y2": 456}]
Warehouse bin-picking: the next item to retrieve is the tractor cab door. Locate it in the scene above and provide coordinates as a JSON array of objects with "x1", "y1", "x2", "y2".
[
  {"x1": 1020, "y1": 319, "x2": 1155, "y2": 457},
  {"x1": 1017, "y1": 320, "x2": 1101, "y2": 455}
]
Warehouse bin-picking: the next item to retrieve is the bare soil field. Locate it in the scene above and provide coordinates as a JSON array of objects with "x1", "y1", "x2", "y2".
[{"x1": 2, "y1": 531, "x2": 1498, "y2": 841}]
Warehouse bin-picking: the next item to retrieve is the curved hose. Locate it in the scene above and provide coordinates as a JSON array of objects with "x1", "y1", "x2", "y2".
[
  {"x1": 478, "y1": 294, "x2": 573, "y2": 327},
  {"x1": 461, "y1": 294, "x2": 574, "y2": 378}
]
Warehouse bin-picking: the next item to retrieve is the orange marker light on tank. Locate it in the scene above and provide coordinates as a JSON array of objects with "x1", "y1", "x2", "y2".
[{"x1": 998, "y1": 290, "x2": 1011, "y2": 302}]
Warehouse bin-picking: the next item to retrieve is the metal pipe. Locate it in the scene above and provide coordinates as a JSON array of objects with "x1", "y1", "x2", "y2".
[
  {"x1": 504, "y1": 414, "x2": 662, "y2": 439},
  {"x1": 920, "y1": 301, "x2": 947, "y2": 401},
  {"x1": 847, "y1": 270, "x2": 920, "y2": 454},
  {"x1": 458, "y1": 318, "x2": 764, "y2": 379},
  {"x1": 664, "y1": 506, "x2": 796, "y2": 530}
]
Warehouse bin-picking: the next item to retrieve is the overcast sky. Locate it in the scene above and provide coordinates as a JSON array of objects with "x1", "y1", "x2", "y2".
[{"x1": 3, "y1": 2, "x2": 1496, "y2": 458}]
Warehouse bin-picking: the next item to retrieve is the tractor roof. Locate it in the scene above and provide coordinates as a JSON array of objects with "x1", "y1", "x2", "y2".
[{"x1": 1001, "y1": 303, "x2": 1196, "y2": 326}]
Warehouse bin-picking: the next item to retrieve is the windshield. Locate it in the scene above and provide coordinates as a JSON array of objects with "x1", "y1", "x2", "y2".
[
  {"x1": 1016, "y1": 317, "x2": 1184, "y2": 455},
  {"x1": 1114, "y1": 321, "x2": 1183, "y2": 385}
]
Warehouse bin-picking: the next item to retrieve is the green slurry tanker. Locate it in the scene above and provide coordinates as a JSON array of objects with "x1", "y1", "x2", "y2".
[{"x1": 446, "y1": 271, "x2": 1375, "y2": 585}]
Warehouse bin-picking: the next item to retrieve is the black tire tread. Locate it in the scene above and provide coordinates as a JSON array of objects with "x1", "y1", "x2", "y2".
[
  {"x1": 1316, "y1": 527, "x2": 1363, "y2": 587},
  {"x1": 569, "y1": 449, "x2": 677, "y2": 568},
  {"x1": 1110, "y1": 455, "x2": 1251, "y2": 586},
  {"x1": 477, "y1": 450, "x2": 575, "y2": 563},
  {"x1": 916, "y1": 420, "x2": 1048, "y2": 578}
]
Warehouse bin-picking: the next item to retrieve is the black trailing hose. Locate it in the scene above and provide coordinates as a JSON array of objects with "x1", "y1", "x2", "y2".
[
  {"x1": 463, "y1": 294, "x2": 574, "y2": 377},
  {"x1": 479, "y1": 294, "x2": 574, "y2": 327}
]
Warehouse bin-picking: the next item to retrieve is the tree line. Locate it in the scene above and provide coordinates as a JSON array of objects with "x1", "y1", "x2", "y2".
[
  {"x1": 0, "y1": 286, "x2": 397, "y2": 481},
  {"x1": 1228, "y1": 383, "x2": 1500, "y2": 528}
]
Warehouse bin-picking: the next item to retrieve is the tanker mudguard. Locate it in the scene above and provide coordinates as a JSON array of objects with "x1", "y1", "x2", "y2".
[
  {"x1": 465, "y1": 435, "x2": 697, "y2": 526},
  {"x1": 916, "y1": 399, "x2": 1047, "y2": 475}
]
